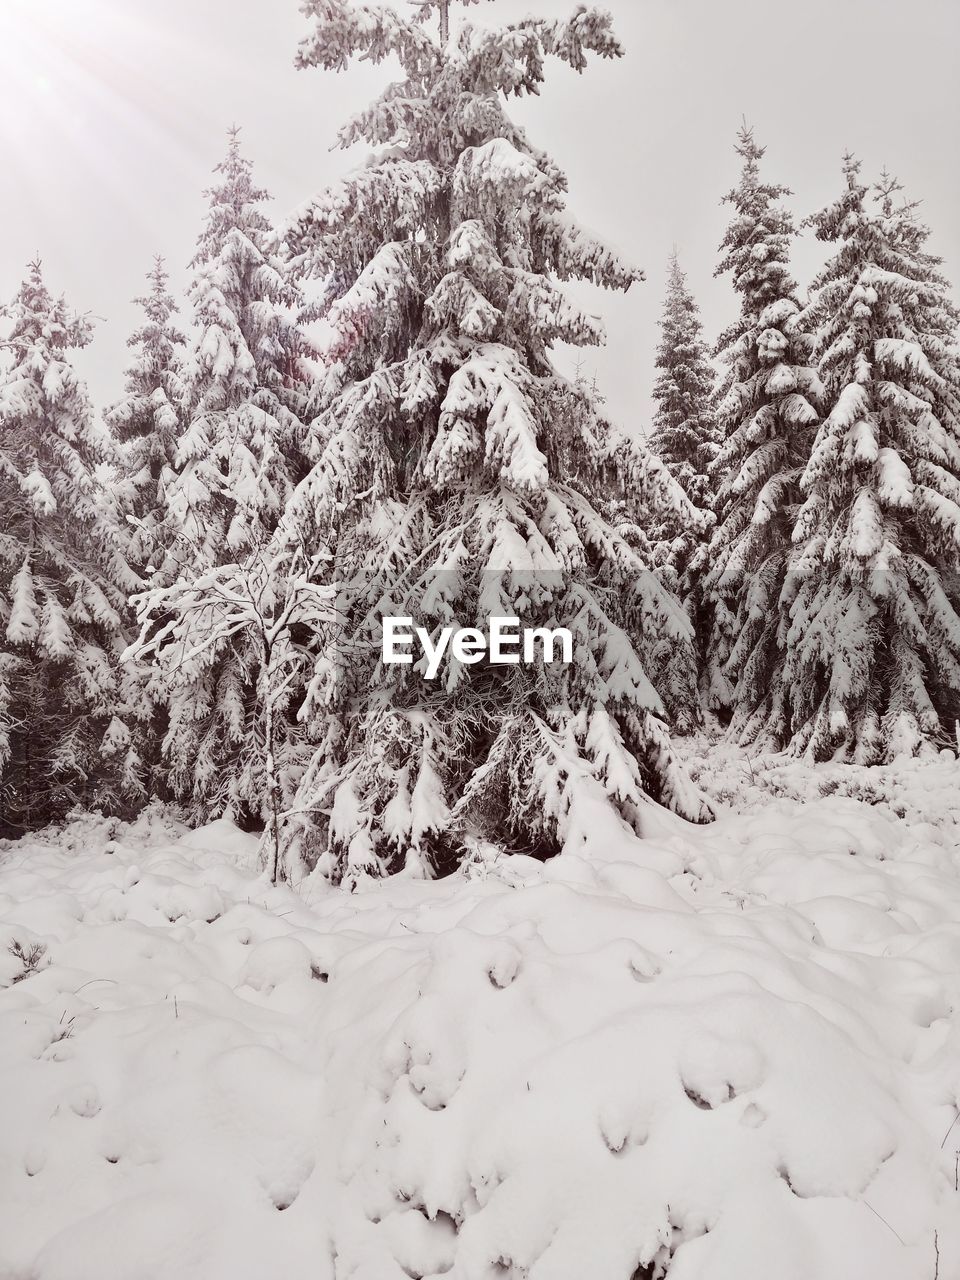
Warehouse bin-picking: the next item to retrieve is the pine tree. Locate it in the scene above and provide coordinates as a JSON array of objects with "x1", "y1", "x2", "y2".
[
  {"x1": 649, "y1": 251, "x2": 717, "y2": 515},
  {"x1": 784, "y1": 158, "x2": 960, "y2": 761},
  {"x1": 701, "y1": 126, "x2": 821, "y2": 732},
  {"x1": 139, "y1": 129, "x2": 312, "y2": 821},
  {"x1": 0, "y1": 262, "x2": 144, "y2": 828},
  {"x1": 107, "y1": 256, "x2": 186, "y2": 574},
  {"x1": 646, "y1": 252, "x2": 719, "y2": 731},
  {"x1": 164, "y1": 127, "x2": 308, "y2": 571},
  {"x1": 282, "y1": 0, "x2": 710, "y2": 883}
]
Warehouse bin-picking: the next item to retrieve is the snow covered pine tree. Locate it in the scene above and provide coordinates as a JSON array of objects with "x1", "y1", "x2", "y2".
[
  {"x1": 702, "y1": 126, "x2": 820, "y2": 733},
  {"x1": 649, "y1": 251, "x2": 717, "y2": 522},
  {"x1": 130, "y1": 130, "x2": 313, "y2": 823},
  {"x1": 0, "y1": 262, "x2": 145, "y2": 830},
  {"x1": 282, "y1": 0, "x2": 710, "y2": 882},
  {"x1": 785, "y1": 158, "x2": 960, "y2": 761},
  {"x1": 107, "y1": 256, "x2": 186, "y2": 577},
  {"x1": 647, "y1": 250, "x2": 718, "y2": 725}
]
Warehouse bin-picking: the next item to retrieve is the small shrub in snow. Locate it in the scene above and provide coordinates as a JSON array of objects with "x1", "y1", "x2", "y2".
[{"x1": 8, "y1": 938, "x2": 47, "y2": 983}]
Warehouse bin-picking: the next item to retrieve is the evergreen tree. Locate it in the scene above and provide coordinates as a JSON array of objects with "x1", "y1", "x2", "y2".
[
  {"x1": 282, "y1": 0, "x2": 710, "y2": 883},
  {"x1": 140, "y1": 129, "x2": 312, "y2": 820},
  {"x1": 647, "y1": 251, "x2": 718, "y2": 731},
  {"x1": 649, "y1": 250, "x2": 717, "y2": 514},
  {"x1": 165, "y1": 127, "x2": 308, "y2": 571},
  {"x1": 784, "y1": 158, "x2": 960, "y2": 761},
  {"x1": 0, "y1": 262, "x2": 144, "y2": 828},
  {"x1": 107, "y1": 256, "x2": 186, "y2": 574},
  {"x1": 701, "y1": 127, "x2": 820, "y2": 731}
]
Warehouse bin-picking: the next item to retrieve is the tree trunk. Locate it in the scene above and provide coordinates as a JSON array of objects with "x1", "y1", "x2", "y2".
[{"x1": 263, "y1": 647, "x2": 282, "y2": 885}]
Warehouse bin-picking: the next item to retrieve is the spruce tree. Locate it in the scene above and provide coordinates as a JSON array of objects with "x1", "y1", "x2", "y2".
[
  {"x1": 649, "y1": 251, "x2": 717, "y2": 515},
  {"x1": 701, "y1": 127, "x2": 820, "y2": 732},
  {"x1": 138, "y1": 130, "x2": 311, "y2": 820},
  {"x1": 107, "y1": 256, "x2": 186, "y2": 574},
  {"x1": 0, "y1": 262, "x2": 143, "y2": 828},
  {"x1": 164, "y1": 127, "x2": 308, "y2": 571},
  {"x1": 647, "y1": 252, "x2": 718, "y2": 731},
  {"x1": 283, "y1": 0, "x2": 710, "y2": 882},
  {"x1": 785, "y1": 158, "x2": 960, "y2": 761}
]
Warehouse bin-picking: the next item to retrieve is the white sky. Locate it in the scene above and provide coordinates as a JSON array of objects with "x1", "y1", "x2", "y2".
[{"x1": 1, "y1": 0, "x2": 958, "y2": 433}]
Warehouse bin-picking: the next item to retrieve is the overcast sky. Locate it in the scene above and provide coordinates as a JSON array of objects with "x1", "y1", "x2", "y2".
[{"x1": 1, "y1": 0, "x2": 958, "y2": 432}]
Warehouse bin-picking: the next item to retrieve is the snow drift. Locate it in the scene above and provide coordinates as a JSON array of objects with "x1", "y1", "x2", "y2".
[{"x1": 1, "y1": 782, "x2": 960, "y2": 1279}]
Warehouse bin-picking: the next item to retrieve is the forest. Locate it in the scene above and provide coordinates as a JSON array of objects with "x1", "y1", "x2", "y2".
[
  {"x1": 3, "y1": 1, "x2": 957, "y2": 887},
  {"x1": 2, "y1": 3, "x2": 960, "y2": 1278}
]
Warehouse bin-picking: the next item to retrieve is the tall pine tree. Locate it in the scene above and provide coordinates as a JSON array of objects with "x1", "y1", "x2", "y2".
[
  {"x1": 0, "y1": 262, "x2": 144, "y2": 828},
  {"x1": 282, "y1": 0, "x2": 710, "y2": 882},
  {"x1": 702, "y1": 126, "x2": 820, "y2": 732},
  {"x1": 649, "y1": 250, "x2": 717, "y2": 514},
  {"x1": 138, "y1": 130, "x2": 312, "y2": 821},
  {"x1": 647, "y1": 251, "x2": 718, "y2": 731},
  {"x1": 107, "y1": 256, "x2": 186, "y2": 575},
  {"x1": 164, "y1": 127, "x2": 308, "y2": 571},
  {"x1": 784, "y1": 158, "x2": 960, "y2": 761}
]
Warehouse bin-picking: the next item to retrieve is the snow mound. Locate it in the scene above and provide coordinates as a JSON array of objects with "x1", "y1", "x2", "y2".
[
  {"x1": 680, "y1": 737, "x2": 960, "y2": 835},
  {"x1": 1, "y1": 793, "x2": 959, "y2": 1279}
]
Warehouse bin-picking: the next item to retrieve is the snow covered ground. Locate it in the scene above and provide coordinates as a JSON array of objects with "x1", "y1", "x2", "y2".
[{"x1": 2, "y1": 764, "x2": 960, "y2": 1280}]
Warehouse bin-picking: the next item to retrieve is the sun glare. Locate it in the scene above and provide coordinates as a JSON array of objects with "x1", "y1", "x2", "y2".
[
  {"x1": 0, "y1": 0, "x2": 171, "y2": 254},
  {"x1": 0, "y1": 0, "x2": 70, "y2": 94},
  {"x1": 0, "y1": 2, "x2": 84, "y2": 187},
  {"x1": 0, "y1": 0, "x2": 143, "y2": 149}
]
